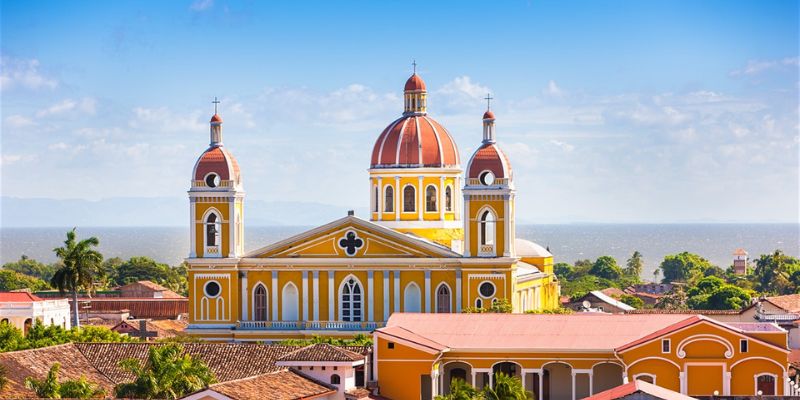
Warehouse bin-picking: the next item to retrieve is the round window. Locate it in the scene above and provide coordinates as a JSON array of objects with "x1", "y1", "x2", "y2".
[
  {"x1": 479, "y1": 281, "x2": 495, "y2": 298},
  {"x1": 204, "y1": 281, "x2": 221, "y2": 297},
  {"x1": 205, "y1": 173, "x2": 221, "y2": 188},
  {"x1": 479, "y1": 171, "x2": 495, "y2": 186}
]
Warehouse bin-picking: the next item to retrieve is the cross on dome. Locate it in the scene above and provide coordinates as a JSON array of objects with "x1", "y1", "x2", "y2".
[
  {"x1": 212, "y1": 97, "x2": 221, "y2": 114},
  {"x1": 484, "y1": 93, "x2": 493, "y2": 110},
  {"x1": 412, "y1": 59, "x2": 417, "y2": 74}
]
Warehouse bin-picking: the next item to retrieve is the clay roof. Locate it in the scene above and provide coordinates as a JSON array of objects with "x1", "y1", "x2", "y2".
[
  {"x1": 404, "y1": 73, "x2": 426, "y2": 91},
  {"x1": 379, "y1": 313, "x2": 693, "y2": 352},
  {"x1": 117, "y1": 280, "x2": 184, "y2": 298},
  {"x1": 584, "y1": 379, "x2": 695, "y2": 400},
  {"x1": 277, "y1": 343, "x2": 364, "y2": 363},
  {"x1": 733, "y1": 248, "x2": 748, "y2": 256},
  {"x1": 466, "y1": 142, "x2": 512, "y2": 179},
  {"x1": 71, "y1": 297, "x2": 188, "y2": 319},
  {"x1": 193, "y1": 145, "x2": 241, "y2": 181},
  {"x1": 197, "y1": 369, "x2": 336, "y2": 400},
  {"x1": 0, "y1": 292, "x2": 44, "y2": 302},
  {"x1": 625, "y1": 309, "x2": 742, "y2": 315},
  {"x1": 483, "y1": 110, "x2": 495, "y2": 120},
  {"x1": 599, "y1": 287, "x2": 627, "y2": 298},
  {"x1": 111, "y1": 319, "x2": 189, "y2": 338},
  {"x1": 370, "y1": 115, "x2": 460, "y2": 168},
  {"x1": 765, "y1": 294, "x2": 800, "y2": 313},
  {"x1": 210, "y1": 113, "x2": 223, "y2": 123}
]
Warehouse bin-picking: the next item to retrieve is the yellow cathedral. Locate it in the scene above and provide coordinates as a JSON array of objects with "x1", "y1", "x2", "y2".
[{"x1": 185, "y1": 72, "x2": 560, "y2": 342}]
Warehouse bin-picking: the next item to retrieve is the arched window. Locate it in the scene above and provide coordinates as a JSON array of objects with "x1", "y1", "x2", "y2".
[
  {"x1": 403, "y1": 185, "x2": 416, "y2": 212},
  {"x1": 436, "y1": 284, "x2": 451, "y2": 313},
  {"x1": 425, "y1": 185, "x2": 437, "y2": 212},
  {"x1": 445, "y1": 186, "x2": 453, "y2": 212},
  {"x1": 340, "y1": 277, "x2": 363, "y2": 322},
  {"x1": 254, "y1": 284, "x2": 268, "y2": 321},
  {"x1": 281, "y1": 283, "x2": 299, "y2": 321},
  {"x1": 479, "y1": 209, "x2": 496, "y2": 246},
  {"x1": 757, "y1": 374, "x2": 776, "y2": 395},
  {"x1": 384, "y1": 186, "x2": 394, "y2": 213},
  {"x1": 450, "y1": 368, "x2": 467, "y2": 384},
  {"x1": 404, "y1": 283, "x2": 422, "y2": 313},
  {"x1": 205, "y1": 212, "x2": 221, "y2": 247},
  {"x1": 634, "y1": 374, "x2": 655, "y2": 384},
  {"x1": 0, "y1": 318, "x2": 8, "y2": 325},
  {"x1": 475, "y1": 298, "x2": 483, "y2": 309},
  {"x1": 23, "y1": 318, "x2": 32, "y2": 335},
  {"x1": 373, "y1": 186, "x2": 379, "y2": 212},
  {"x1": 331, "y1": 374, "x2": 341, "y2": 385}
]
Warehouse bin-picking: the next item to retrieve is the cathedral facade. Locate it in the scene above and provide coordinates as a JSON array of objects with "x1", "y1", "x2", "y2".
[{"x1": 185, "y1": 72, "x2": 560, "y2": 341}]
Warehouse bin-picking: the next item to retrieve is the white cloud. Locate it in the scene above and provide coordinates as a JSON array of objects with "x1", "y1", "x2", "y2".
[
  {"x1": 0, "y1": 56, "x2": 58, "y2": 91},
  {"x1": 129, "y1": 107, "x2": 206, "y2": 133},
  {"x1": 1, "y1": 154, "x2": 37, "y2": 165},
  {"x1": 4, "y1": 115, "x2": 36, "y2": 128},
  {"x1": 36, "y1": 98, "x2": 97, "y2": 117},
  {"x1": 549, "y1": 139, "x2": 575, "y2": 152},
  {"x1": 437, "y1": 76, "x2": 491, "y2": 99},
  {"x1": 730, "y1": 56, "x2": 800, "y2": 77},
  {"x1": 543, "y1": 80, "x2": 565, "y2": 97},
  {"x1": 190, "y1": 0, "x2": 213, "y2": 11}
]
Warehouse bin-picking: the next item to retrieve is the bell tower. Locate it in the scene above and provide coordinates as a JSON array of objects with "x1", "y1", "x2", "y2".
[
  {"x1": 463, "y1": 98, "x2": 515, "y2": 257},
  {"x1": 188, "y1": 100, "x2": 245, "y2": 258}
]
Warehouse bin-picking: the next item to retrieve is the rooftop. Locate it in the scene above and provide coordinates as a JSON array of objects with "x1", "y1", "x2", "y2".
[
  {"x1": 194, "y1": 369, "x2": 336, "y2": 400},
  {"x1": 277, "y1": 343, "x2": 364, "y2": 363},
  {"x1": 584, "y1": 379, "x2": 695, "y2": 400},
  {"x1": 0, "y1": 292, "x2": 44, "y2": 302}
]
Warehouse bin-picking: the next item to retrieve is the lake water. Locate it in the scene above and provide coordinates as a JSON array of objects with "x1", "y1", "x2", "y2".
[{"x1": 2, "y1": 224, "x2": 797, "y2": 278}]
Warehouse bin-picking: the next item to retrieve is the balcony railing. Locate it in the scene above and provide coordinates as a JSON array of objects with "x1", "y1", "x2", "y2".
[
  {"x1": 192, "y1": 180, "x2": 233, "y2": 188},
  {"x1": 237, "y1": 320, "x2": 385, "y2": 331},
  {"x1": 478, "y1": 244, "x2": 495, "y2": 257}
]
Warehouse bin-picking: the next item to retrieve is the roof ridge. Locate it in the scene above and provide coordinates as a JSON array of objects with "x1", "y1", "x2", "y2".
[{"x1": 66, "y1": 342, "x2": 121, "y2": 386}]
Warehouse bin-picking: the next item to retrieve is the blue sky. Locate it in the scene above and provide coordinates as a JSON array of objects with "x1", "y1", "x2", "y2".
[{"x1": 2, "y1": 0, "x2": 798, "y2": 223}]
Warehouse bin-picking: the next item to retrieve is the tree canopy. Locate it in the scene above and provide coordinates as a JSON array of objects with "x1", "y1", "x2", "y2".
[
  {"x1": 0, "y1": 320, "x2": 134, "y2": 353},
  {"x1": 659, "y1": 252, "x2": 713, "y2": 283},
  {"x1": 686, "y1": 276, "x2": 752, "y2": 310},
  {"x1": 114, "y1": 343, "x2": 216, "y2": 400},
  {"x1": 24, "y1": 362, "x2": 105, "y2": 399}
]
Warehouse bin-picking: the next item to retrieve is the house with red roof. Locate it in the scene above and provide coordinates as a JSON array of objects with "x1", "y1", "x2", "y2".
[
  {"x1": 0, "y1": 291, "x2": 71, "y2": 333},
  {"x1": 372, "y1": 312, "x2": 790, "y2": 400}
]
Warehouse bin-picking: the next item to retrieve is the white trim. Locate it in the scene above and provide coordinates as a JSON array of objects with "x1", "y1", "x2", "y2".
[
  {"x1": 393, "y1": 118, "x2": 412, "y2": 165},
  {"x1": 477, "y1": 280, "x2": 497, "y2": 299},
  {"x1": 683, "y1": 362, "x2": 727, "y2": 395},
  {"x1": 455, "y1": 270, "x2": 462, "y2": 312},
  {"x1": 312, "y1": 271, "x2": 319, "y2": 321},
  {"x1": 280, "y1": 282, "x2": 299, "y2": 321},
  {"x1": 435, "y1": 282, "x2": 453, "y2": 313},
  {"x1": 338, "y1": 274, "x2": 365, "y2": 322},
  {"x1": 729, "y1": 356, "x2": 787, "y2": 371},
  {"x1": 403, "y1": 282, "x2": 422, "y2": 313},
  {"x1": 301, "y1": 271, "x2": 309, "y2": 321},
  {"x1": 204, "y1": 280, "x2": 222, "y2": 298},
  {"x1": 417, "y1": 176, "x2": 424, "y2": 221},
  {"x1": 250, "y1": 281, "x2": 268, "y2": 321},
  {"x1": 376, "y1": 117, "x2": 404, "y2": 164},
  {"x1": 676, "y1": 335, "x2": 733, "y2": 359},
  {"x1": 415, "y1": 116, "x2": 422, "y2": 166},
  {"x1": 383, "y1": 271, "x2": 390, "y2": 321},
  {"x1": 393, "y1": 270, "x2": 400, "y2": 313},
  {"x1": 424, "y1": 270, "x2": 431, "y2": 313},
  {"x1": 367, "y1": 270, "x2": 374, "y2": 322},
  {"x1": 201, "y1": 207, "x2": 223, "y2": 258},
  {"x1": 425, "y1": 184, "x2": 438, "y2": 213},
  {"x1": 661, "y1": 338, "x2": 671, "y2": 354},
  {"x1": 271, "y1": 271, "x2": 278, "y2": 322},
  {"x1": 401, "y1": 183, "x2": 416, "y2": 213},
  {"x1": 383, "y1": 184, "x2": 394, "y2": 214},
  {"x1": 626, "y1": 356, "x2": 682, "y2": 371},
  {"x1": 181, "y1": 389, "x2": 234, "y2": 400},
  {"x1": 740, "y1": 338, "x2": 748, "y2": 353}
]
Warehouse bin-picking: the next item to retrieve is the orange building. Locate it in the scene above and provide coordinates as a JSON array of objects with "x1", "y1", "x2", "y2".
[{"x1": 373, "y1": 313, "x2": 790, "y2": 399}]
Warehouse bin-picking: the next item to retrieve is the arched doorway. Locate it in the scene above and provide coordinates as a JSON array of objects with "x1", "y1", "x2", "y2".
[
  {"x1": 492, "y1": 361, "x2": 522, "y2": 388},
  {"x1": 593, "y1": 362, "x2": 624, "y2": 394},
  {"x1": 23, "y1": 318, "x2": 33, "y2": 335},
  {"x1": 281, "y1": 283, "x2": 299, "y2": 321},
  {"x1": 404, "y1": 282, "x2": 422, "y2": 312},
  {"x1": 543, "y1": 362, "x2": 572, "y2": 400},
  {"x1": 442, "y1": 361, "x2": 472, "y2": 394}
]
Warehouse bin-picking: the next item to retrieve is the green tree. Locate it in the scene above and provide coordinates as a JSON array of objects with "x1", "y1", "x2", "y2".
[
  {"x1": 753, "y1": 250, "x2": 800, "y2": 295},
  {"x1": 463, "y1": 298, "x2": 512, "y2": 313},
  {"x1": 589, "y1": 256, "x2": 623, "y2": 280},
  {"x1": 685, "y1": 276, "x2": 751, "y2": 310},
  {"x1": 114, "y1": 343, "x2": 216, "y2": 399},
  {"x1": 114, "y1": 256, "x2": 170, "y2": 286},
  {"x1": 659, "y1": 252, "x2": 712, "y2": 283},
  {"x1": 625, "y1": 251, "x2": 644, "y2": 278},
  {"x1": 0, "y1": 320, "x2": 27, "y2": 352},
  {"x1": 553, "y1": 263, "x2": 574, "y2": 279},
  {"x1": 482, "y1": 373, "x2": 532, "y2": 400},
  {"x1": 619, "y1": 294, "x2": 644, "y2": 309},
  {"x1": 0, "y1": 269, "x2": 51, "y2": 291},
  {"x1": 3, "y1": 255, "x2": 57, "y2": 281},
  {"x1": 435, "y1": 378, "x2": 481, "y2": 400},
  {"x1": 24, "y1": 363, "x2": 104, "y2": 399},
  {"x1": 655, "y1": 286, "x2": 688, "y2": 310},
  {"x1": 277, "y1": 333, "x2": 372, "y2": 346},
  {"x1": 51, "y1": 229, "x2": 103, "y2": 328}
]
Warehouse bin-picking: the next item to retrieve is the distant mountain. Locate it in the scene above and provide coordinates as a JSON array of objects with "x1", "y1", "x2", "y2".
[{"x1": 0, "y1": 197, "x2": 368, "y2": 227}]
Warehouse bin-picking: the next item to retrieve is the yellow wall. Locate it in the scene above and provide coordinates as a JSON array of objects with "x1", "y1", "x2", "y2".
[
  {"x1": 467, "y1": 198, "x2": 505, "y2": 257},
  {"x1": 376, "y1": 336, "x2": 436, "y2": 400}
]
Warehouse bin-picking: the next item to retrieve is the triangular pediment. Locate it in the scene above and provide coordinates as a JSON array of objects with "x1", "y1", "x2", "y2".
[{"x1": 244, "y1": 216, "x2": 461, "y2": 259}]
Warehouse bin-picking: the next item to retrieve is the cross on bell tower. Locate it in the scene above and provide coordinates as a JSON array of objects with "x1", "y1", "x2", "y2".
[
  {"x1": 485, "y1": 93, "x2": 493, "y2": 111},
  {"x1": 412, "y1": 59, "x2": 417, "y2": 74},
  {"x1": 212, "y1": 97, "x2": 221, "y2": 114}
]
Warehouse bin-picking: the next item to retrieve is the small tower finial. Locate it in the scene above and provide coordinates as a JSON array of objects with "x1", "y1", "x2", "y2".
[
  {"x1": 412, "y1": 59, "x2": 417, "y2": 74},
  {"x1": 484, "y1": 93, "x2": 493, "y2": 111},
  {"x1": 212, "y1": 97, "x2": 221, "y2": 114}
]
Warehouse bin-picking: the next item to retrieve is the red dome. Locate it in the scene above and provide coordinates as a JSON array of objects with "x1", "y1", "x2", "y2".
[
  {"x1": 193, "y1": 146, "x2": 241, "y2": 182},
  {"x1": 371, "y1": 115, "x2": 460, "y2": 168},
  {"x1": 404, "y1": 74, "x2": 426, "y2": 92},
  {"x1": 210, "y1": 114, "x2": 223, "y2": 123},
  {"x1": 467, "y1": 143, "x2": 512, "y2": 179},
  {"x1": 483, "y1": 110, "x2": 495, "y2": 120}
]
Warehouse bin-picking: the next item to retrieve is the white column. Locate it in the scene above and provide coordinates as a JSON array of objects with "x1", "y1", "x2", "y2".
[
  {"x1": 302, "y1": 271, "x2": 309, "y2": 321},
  {"x1": 439, "y1": 176, "x2": 445, "y2": 220},
  {"x1": 724, "y1": 371, "x2": 731, "y2": 395},
  {"x1": 471, "y1": 370, "x2": 476, "y2": 386},
  {"x1": 503, "y1": 196, "x2": 511, "y2": 257},
  {"x1": 418, "y1": 175, "x2": 424, "y2": 221},
  {"x1": 463, "y1": 198, "x2": 471, "y2": 256},
  {"x1": 377, "y1": 177, "x2": 383, "y2": 220},
  {"x1": 489, "y1": 372, "x2": 494, "y2": 388},
  {"x1": 521, "y1": 370, "x2": 529, "y2": 391},
  {"x1": 367, "y1": 270, "x2": 374, "y2": 322},
  {"x1": 328, "y1": 272, "x2": 335, "y2": 321},
  {"x1": 394, "y1": 270, "x2": 401, "y2": 312},
  {"x1": 271, "y1": 271, "x2": 278, "y2": 321},
  {"x1": 383, "y1": 271, "x2": 390, "y2": 321},
  {"x1": 589, "y1": 371, "x2": 594, "y2": 396},
  {"x1": 622, "y1": 371, "x2": 629, "y2": 383},
  {"x1": 424, "y1": 270, "x2": 431, "y2": 313},
  {"x1": 394, "y1": 176, "x2": 400, "y2": 221},
  {"x1": 455, "y1": 270, "x2": 462, "y2": 312},
  {"x1": 189, "y1": 199, "x2": 196, "y2": 257},
  {"x1": 679, "y1": 371, "x2": 686, "y2": 394},
  {"x1": 571, "y1": 371, "x2": 576, "y2": 400},
  {"x1": 312, "y1": 271, "x2": 319, "y2": 321},
  {"x1": 240, "y1": 271, "x2": 248, "y2": 321},
  {"x1": 538, "y1": 371, "x2": 544, "y2": 400},
  {"x1": 228, "y1": 198, "x2": 236, "y2": 257}
]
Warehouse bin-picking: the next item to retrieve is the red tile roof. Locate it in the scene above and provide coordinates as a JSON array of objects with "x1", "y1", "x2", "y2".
[
  {"x1": 583, "y1": 379, "x2": 695, "y2": 400},
  {"x1": 193, "y1": 145, "x2": 241, "y2": 181},
  {"x1": 71, "y1": 298, "x2": 188, "y2": 319},
  {"x1": 277, "y1": 343, "x2": 364, "y2": 363},
  {"x1": 467, "y1": 142, "x2": 512, "y2": 179},
  {"x1": 765, "y1": 294, "x2": 800, "y2": 313},
  {"x1": 483, "y1": 110, "x2": 495, "y2": 120},
  {"x1": 404, "y1": 73, "x2": 426, "y2": 92},
  {"x1": 0, "y1": 292, "x2": 44, "y2": 302},
  {"x1": 199, "y1": 369, "x2": 336, "y2": 400},
  {"x1": 370, "y1": 115, "x2": 460, "y2": 168}
]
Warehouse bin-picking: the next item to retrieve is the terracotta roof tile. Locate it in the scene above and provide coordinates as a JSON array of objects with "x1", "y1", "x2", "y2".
[
  {"x1": 71, "y1": 298, "x2": 188, "y2": 319},
  {"x1": 583, "y1": 379, "x2": 695, "y2": 400},
  {"x1": 625, "y1": 309, "x2": 742, "y2": 315},
  {"x1": 0, "y1": 292, "x2": 44, "y2": 302},
  {"x1": 202, "y1": 369, "x2": 336, "y2": 400},
  {"x1": 766, "y1": 294, "x2": 800, "y2": 313},
  {"x1": 277, "y1": 343, "x2": 364, "y2": 363}
]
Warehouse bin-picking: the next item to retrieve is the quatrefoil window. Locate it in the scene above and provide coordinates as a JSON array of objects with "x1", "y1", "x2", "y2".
[{"x1": 338, "y1": 231, "x2": 364, "y2": 256}]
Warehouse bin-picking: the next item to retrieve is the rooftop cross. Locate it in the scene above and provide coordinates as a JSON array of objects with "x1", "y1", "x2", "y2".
[
  {"x1": 485, "y1": 93, "x2": 493, "y2": 110},
  {"x1": 412, "y1": 59, "x2": 417, "y2": 74},
  {"x1": 212, "y1": 97, "x2": 221, "y2": 114}
]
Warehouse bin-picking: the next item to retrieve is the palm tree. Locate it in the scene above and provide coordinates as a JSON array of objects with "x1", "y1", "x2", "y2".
[
  {"x1": 51, "y1": 228, "x2": 103, "y2": 328},
  {"x1": 435, "y1": 378, "x2": 480, "y2": 400},
  {"x1": 483, "y1": 372, "x2": 532, "y2": 400},
  {"x1": 24, "y1": 363, "x2": 105, "y2": 399},
  {"x1": 114, "y1": 343, "x2": 215, "y2": 399}
]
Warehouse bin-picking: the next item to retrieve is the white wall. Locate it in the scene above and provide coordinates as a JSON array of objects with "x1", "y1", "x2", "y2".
[
  {"x1": 0, "y1": 299, "x2": 71, "y2": 331},
  {"x1": 290, "y1": 364, "x2": 357, "y2": 400}
]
